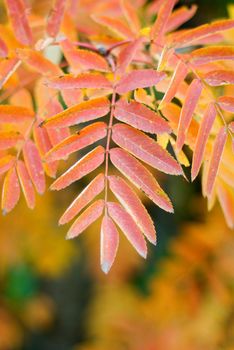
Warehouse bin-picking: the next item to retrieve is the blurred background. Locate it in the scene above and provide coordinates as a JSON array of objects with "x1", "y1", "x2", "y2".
[{"x1": 0, "y1": 0, "x2": 234, "y2": 349}]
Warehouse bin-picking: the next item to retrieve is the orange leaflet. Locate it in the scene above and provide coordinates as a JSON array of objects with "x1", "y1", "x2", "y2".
[
  {"x1": 92, "y1": 15, "x2": 135, "y2": 39},
  {"x1": 166, "y1": 5, "x2": 197, "y2": 33},
  {"x1": 109, "y1": 148, "x2": 173, "y2": 212},
  {"x1": 117, "y1": 37, "x2": 143, "y2": 75},
  {"x1": 60, "y1": 40, "x2": 110, "y2": 72},
  {"x1": 120, "y1": 0, "x2": 140, "y2": 33},
  {"x1": 0, "y1": 105, "x2": 34, "y2": 123},
  {"x1": 45, "y1": 122, "x2": 107, "y2": 162},
  {"x1": 0, "y1": 131, "x2": 23, "y2": 150},
  {"x1": 0, "y1": 37, "x2": 8, "y2": 58},
  {"x1": 0, "y1": 155, "x2": 16, "y2": 175},
  {"x1": 150, "y1": 0, "x2": 177, "y2": 43},
  {"x1": 191, "y1": 103, "x2": 216, "y2": 181},
  {"x1": 171, "y1": 19, "x2": 234, "y2": 48},
  {"x1": 176, "y1": 79, "x2": 203, "y2": 151},
  {"x1": 23, "y1": 140, "x2": 46, "y2": 194},
  {"x1": 107, "y1": 201, "x2": 147, "y2": 258},
  {"x1": 116, "y1": 69, "x2": 166, "y2": 94},
  {"x1": 218, "y1": 96, "x2": 234, "y2": 113},
  {"x1": 46, "y1": 0, "x2": 67, "y2": 38},
  {"x1": 205, "y1": 126, "x2": 228, "y2": 197},
  {"x1": 5, "y1": 0, "x2": 32, "y2": 45},
  {"x1": 45, "y1": 73, "x2": 112, "y2": 90},
  {"x1": 42, "y1": 97, "x2": 110, "y2": 128},
  {"x1": 112, "y1": 124, "x2": 182, "y2": 175},
  {"x1": 109, "y1": 175, "x2": 156, "y2": 244},
  {"x1": 59, "y1": 173, "x2": 105, "y2": 225},
  {"x1": 100, "y1": 216, "x2": 119, "y2": 274},
  {"x1": 159, "y1": 60, "x2": 188, "y2": 108},
  {"x1": 16, "y1": 160, "x2": 35, "y2": 209},
  {"x1": 16, "y1": 48, "x2": 62, "y2": 76},
  {"x1": 50, "y1": 145, "x2": 105, "y2": 191},
  {"x1": 114, "y1": 99, "x2": 171, "y2": 134},
  {"x1": 203, "y1": 70, "x2": 234, "y2": 86},
  {"x1": 1, "y1": 167, "x2": 20, "y2": 214},
  {"x1": 0, "y1": 57, "x2": 20, "y2": 89},
  {"x1": 190, "y1": 46, "x2": 234, "y2": 66},
  {"x1": 216, "y1": 181, "x2": 234, "y2": 229},
  {"x1": 66, "y1": 199, "x2": 104, "y2": 239}
]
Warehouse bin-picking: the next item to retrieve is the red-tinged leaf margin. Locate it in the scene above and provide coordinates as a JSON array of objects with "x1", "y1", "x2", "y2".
[
  {"x1": 16, "y1": 160, "x2": 35, "y2": 209},
  {"x1": 46, "y1": 0, "x2": 67, "y2": 38},
  {"x1": 2, "y1": 167, "x2": 20, "y2": 214},
  {"x1": 100, "y1": 216, "x2": 119, "y2": 273}
]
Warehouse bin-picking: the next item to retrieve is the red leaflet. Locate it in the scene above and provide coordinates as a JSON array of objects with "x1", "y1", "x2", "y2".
[
  {"x1": 66, "y1": 199, "x2": 104, "y2": 239},
  {"x1": 45, "y1": 73, "x2": 112, "y2": 90},
  {"x1": 0, "y1": 131, "x2": 23, "y2": 150},
  {"x1": 50, "y1": 146, "x2": 105, "y2": 190},
  {"x1": 23, "y1": 140, "x2": 46, "y2": 194},
  {"x1": 109, "y1": 175, "x2": 156, "y2": 244},
  {"x1": 117, "y1": 37, "x2": 143, "y2": 75},
  {"x1": 112, "y1": 124, "x2": 182, "y2": 175},
  {"x1": 46, "y1": 0, "x2": 66, "y2": 38},
  {"x1": 16, "y1": 160, "x2": 35, "y2": 209},
  {"x1": 204, "y1": 70, "x2": 234, "y2": 86},
  {"x1": 191, "y1": 103, "x2": 216, "y2": 181},
  {"x1": 191, "y1": 46, "x2": 234, "y2": 66},
  {"x1": 205, "y1": 126, "x2": 227, "y2": 196},
  {"x1": 176, "y1": 79, "x2": 203, "y2": 151},
  {"x1": 114, "y1": 99, "x2": 171, "y2": 134},
  {"x1": 92, "y1": 15, "x2": 134, "y2": 39},
  {"x1": 116, "y1": 69, "x2": 166, "y2": 94},
  {"x1": 0, "y1": 155, "x2": 16, "y2": 175},
  {"x1": 110, "y1": 148, "x2": 173, "y2": 212},
  {"x1": 0, "y1": 57, "x2": 20, "y2": 89},
  {"x1": 218, "y1": 96, "x2": 234, "y2": 113},
  {"x1": 150, "y1": 0, "x2": 177, "y2": 43},
  {"x1": 171, "y1": 19, "x2": 234, "y2": 48},
  {"x1": 2, "y1": 167, "x2": 20, "y2": 214},
  {"x1": 0, "y1": 105, "x2": 34, "y2": 123},
  {"x1": 45, "y1": 122, "x2": 107, "y2": 162},
  {"x1": 217, "y1": 182, "x2": 234, "y2": 229},
  {"x1": 107, "y1": 202, "x2": 147, "y2": 258},
  {"x1": 159, "y1": 60, "x2": 188, "y2": 108},
  {"x1": 100, "y1": 216, "x2": 119, "y2": 274},
  {"x1": 166, "y1": 5, "x2": 197, "y2": 33},
  {"x1": 0, "y1": 37, "x2": 8, "y2": 58},
  {"x1": 42, "y1": 97, "x2": 110, "y2": 128},
  {"x1": 120, "y1": 0, "x2": 140, "y2": 32},
  {"x1": 16, "y1": 49, "x2": 62, "y2": 76},
  {"x1": 59, "y1": 173, "x2": 105, "y2": 225},
  {"x1": 5, "y1": 0, "x2": 32, "y2": 45}
]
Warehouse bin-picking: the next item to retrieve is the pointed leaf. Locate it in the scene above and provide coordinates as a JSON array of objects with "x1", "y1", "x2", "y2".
[
  {"x1": 46, "y1": 0, "x2": 66, "y2": 37},
  {"x1": 45, "y1": 122, "x2": 107, "y2": 161},
  {"x1": 116, "y1": 69, "x2": 166, "y2": 94},
  {"x1": 0, "y1": 131, "x2": 23, "y2": 150},
  {"x1": 150, "y1": 0, "x2": 176, "y2": 43},
  {"x1": 191, "y1": 46, "x2": 234, "y2": 65},
  {"x1": 191, "y1": 103, "x2": 216, "y2": 180},
  {"x1": 203, "y1": 70, "x2": 234, "y2": 86},
  {"x1": 16, "y1": 160, "x2": 35, "y2": 209},
  {"x1": 114, "y1": 99, "x2": 171, "y2": 134},
  {"x1": 117, "y1": 37, "x2": 143, "y2": 75},
  {"x1": 217, "y1": 181, "x2": 234, "y2": 229},
  {"x1": 0, "y1": 105, "x2": 34, "y2": 123},
  {"x1": 218, "y1": 96, "x2": 234, "y2": 113},
  {"x1": 0, "y1": 57, "x2": 20, "y2": 89},
  {"x1": 110, "y1": 148, "x2": 173, "y2": 212},
  {"x1": 2, "y1": 167, "x2": 20, "y2": 214},
  {"x1": 42, "y1": 97, "x2": 110, "y2": 128},
  {"x1": 109, "y1": 175, "x2": 156, "y2": 244},
  {"x1": 101, "y1": 216, "x2": 119, "y2": 274},
  {"x1": 50, "y1": 145, "x2": 105, "y2": 190},
  {"x1": 59, "y1": 173, "x2": 105, "y2": 225},
  {"x1": 107, "y1": 201, "x2": 147, "y2": 258},
  {"x1": 0, "y1": 155, "x2": 16, "y2": 175},
  {"x1": 112, "y1": 124, "x2": 182, "y2": 175},
  {"x1": 92, "y1": 15, "x2": 134, "y2": 39},
  {"x1": 166, "y1": 5, "x2": 197, "y2": 33},
  {"x1": 120, "y1": 0, "x2": 140, "y2": 32},
  {"x1": 66, "y1": 199, "x2": 104, "y2": 239}
]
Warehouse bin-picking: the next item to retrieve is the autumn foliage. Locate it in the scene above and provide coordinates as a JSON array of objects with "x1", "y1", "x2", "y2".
[{"x1": 0, "y1": 0, "x2": 233, "y2": 273}]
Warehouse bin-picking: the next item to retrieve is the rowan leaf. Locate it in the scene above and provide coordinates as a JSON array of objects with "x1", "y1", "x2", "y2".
[
  {"x1": 107, "y1": 201, "x2": 147, "y2": 258},
  {"x1": 0, "y1": 155, "x2": 16, "y2": 175},
  {"x1": 92, "y1": 15, "x2": 134, "y2": 39},
  {"x1": 203, "y1": 70, "x2": 234, "y2": 86},
  {"x1": 217, "y1": 181, "x2": 234, "y2": 229},
  {"x1": 116, "y1": 69, "x2": 166, "y2": 94},
  {"x1": 0, "y1": 131, "x2": 23, "y2": 150},
  {"x1": 42, "y1": 97, "x2": 110, "y2": 128},
  {"x1": 109, "y1": 175, "x2": 156, "y2": 244},
  {"x1": 166, "y1": 5, "x2": 197, "y2": 33},
  {"x1": 100, "y1": 215, "x2": 119, "y2": 274},
  {"x1": 112, "y1": 124, "x2": 182, "y2": 175},
  {"x1": 16, "y1": 160, "x2": 35, "y2": 209},
  {"x1": 1, "y1": 167, "x2": 20, "y2": 214},
  {"x1": 176, "y1": 79, "x2": 203, "y2": 151},
  {"x1": 45, "y1": 122, "x2": 107, "y2": 162},
  {"x1": 117, "y1": 37, "x2": 143, "y2": 75},
  {"x1": 50, "y1": 145, "x2": 105, "y2": 191},
  {"x1": 191, "y1": 103, "x2": 217, "y2": 181},
  {"x1": 0, "y1": 105, "x2": 34, "y2": 123},
  {"x1": 66, "y1": 199, "x2": 104, "y2": 239},
  {"x1": 218, "y1": 96, "x2": 234, "y2": 113},
  {"x1": 120, "y1": 0, "x2": 140, "y2": 33},
  {"x1": 59, "y1": 173, "x2": 105, "y2": 225},
  {"x1": 190, "y1": 46, "x2": 234, "y2": 65},
  {"x1": 114, "y1": 99, "x2": 171, "y2": 134},
  {"x1": 46, "y1": 0, "x2": 67, "y2": 38},
  {"x1": 109, "y1": 148, "x2": 173, "y2": 212},
  {"x1": 0, "y1": 57, "x2": 20, "y2": 89}
]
